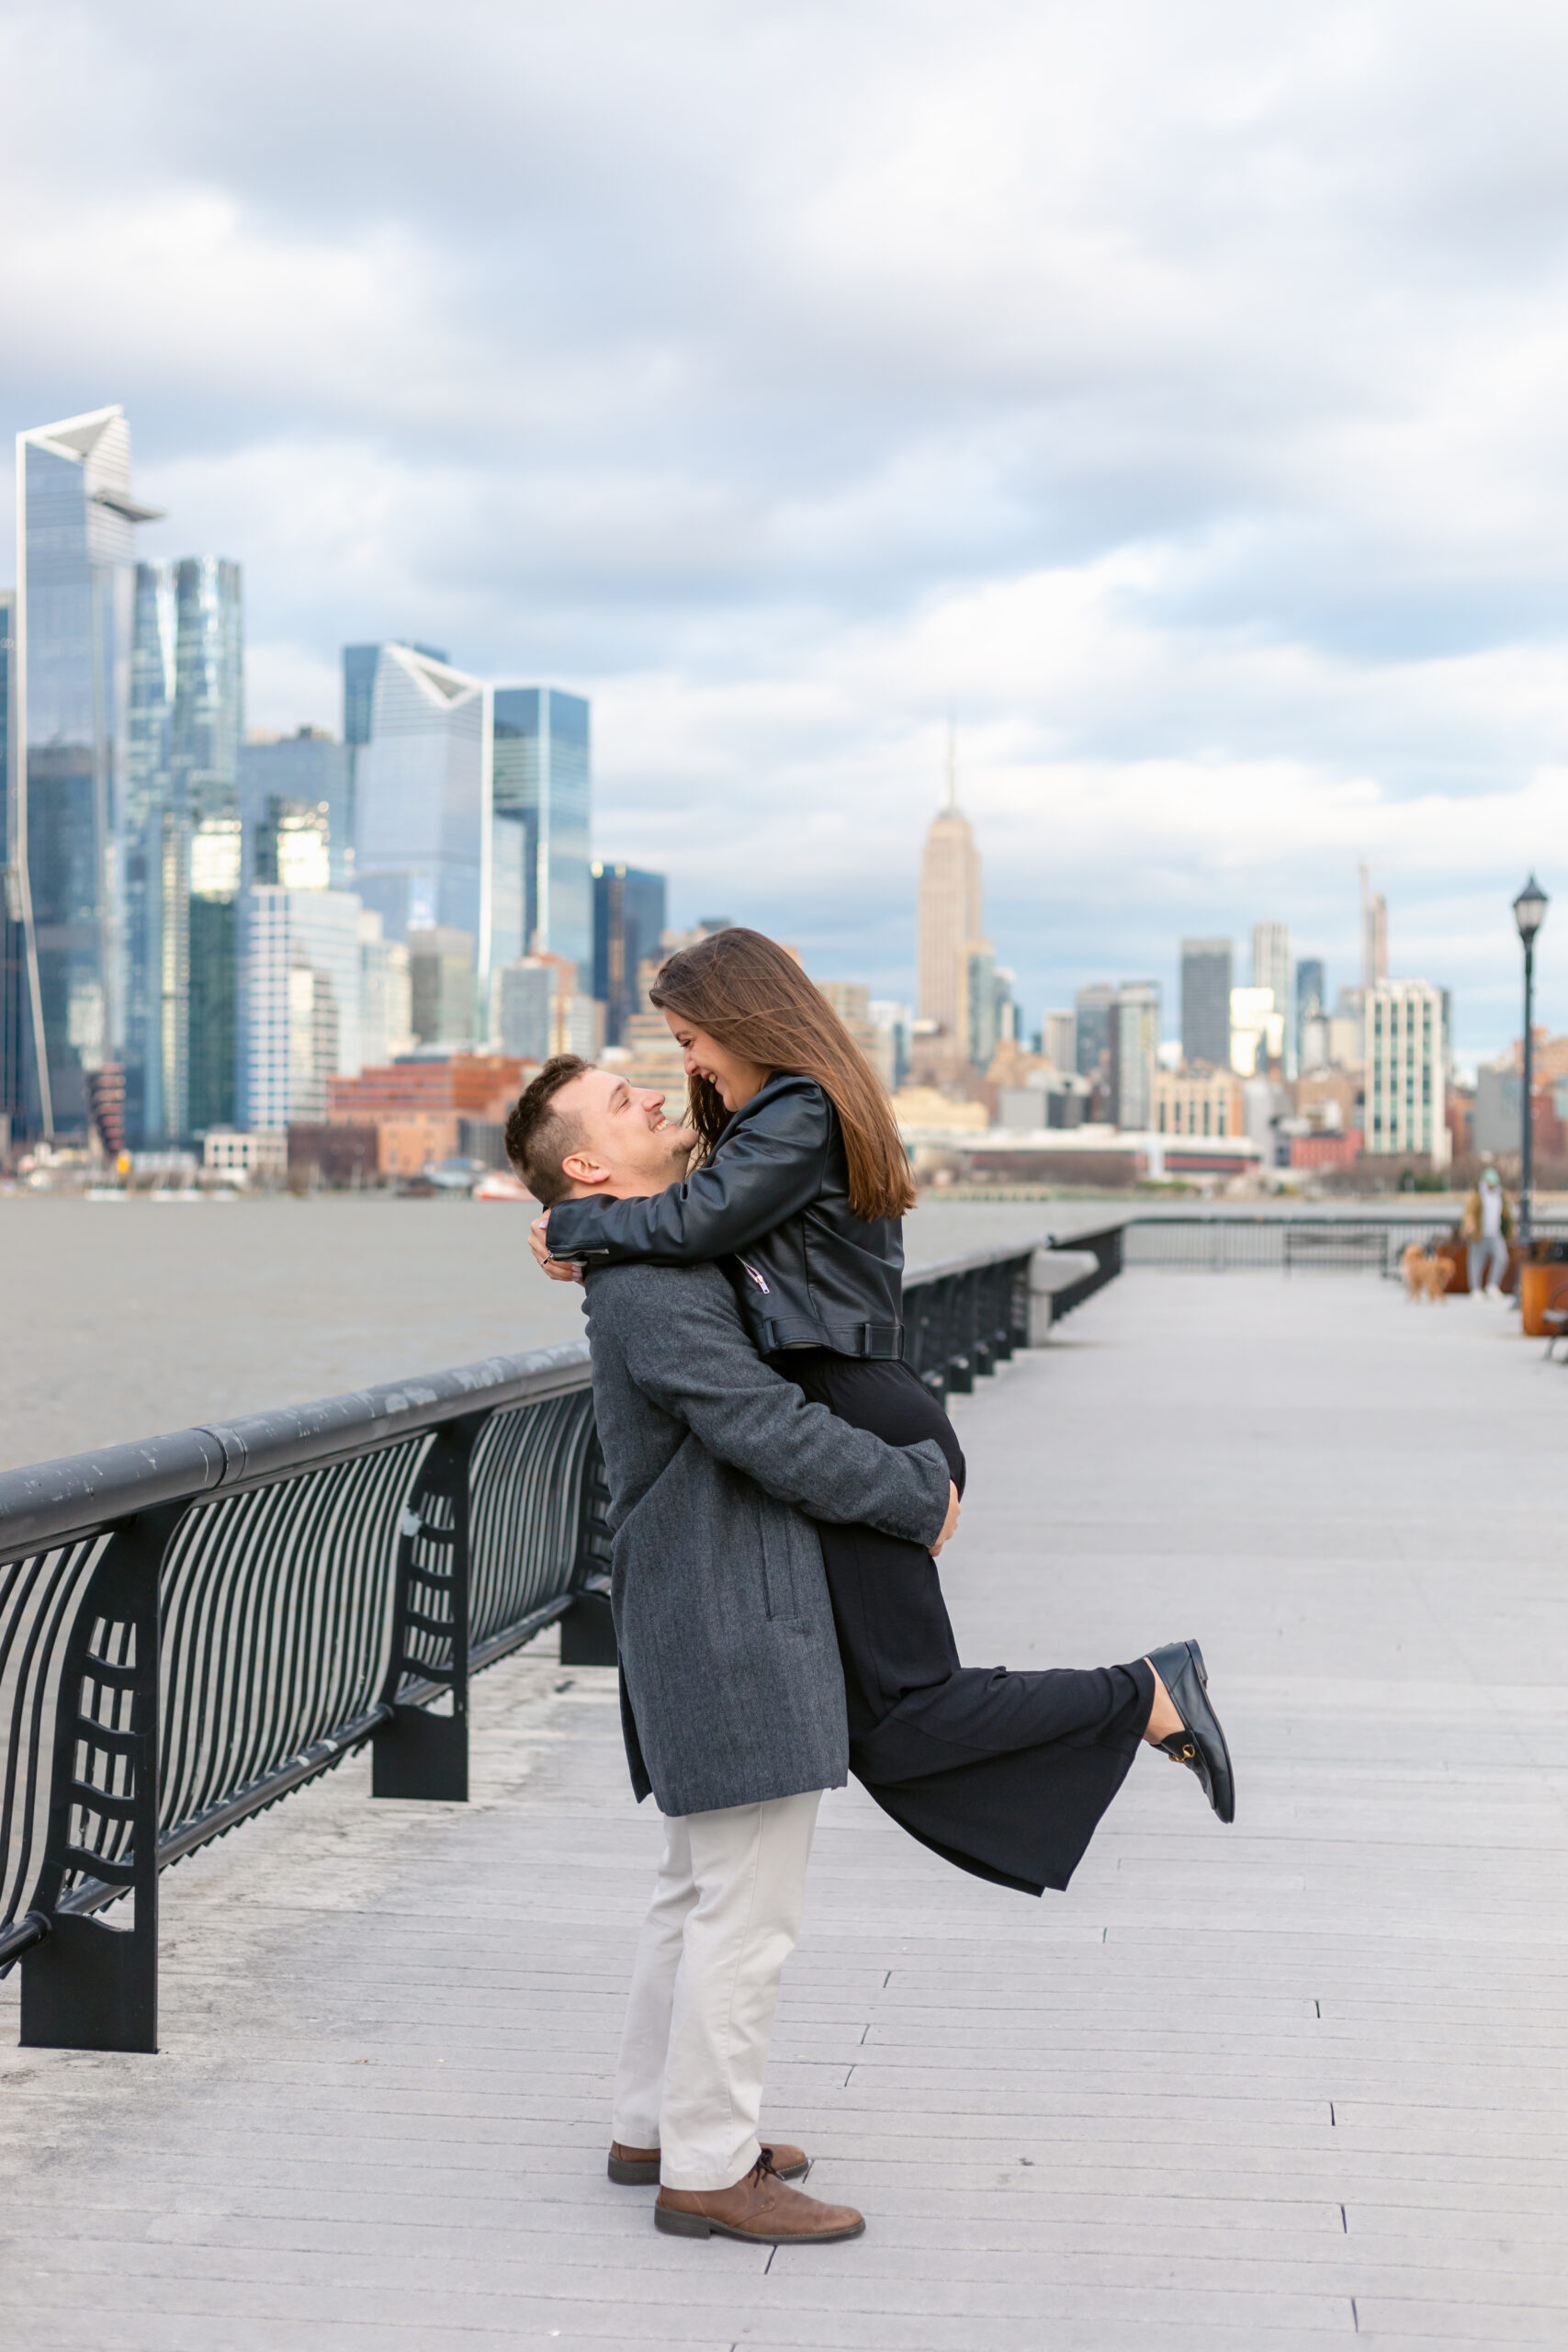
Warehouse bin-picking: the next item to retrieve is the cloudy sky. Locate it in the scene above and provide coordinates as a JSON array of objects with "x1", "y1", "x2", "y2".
[{"x1": 6, "y1": 0, "x2": 1568, "y2": 1061}]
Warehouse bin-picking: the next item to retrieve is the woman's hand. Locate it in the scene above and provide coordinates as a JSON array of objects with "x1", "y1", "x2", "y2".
[
  {"x1": 529, "y1": 1212, "x2": 584, "y2": 1285},
  {"x1": 931, "y1": 1481, "x2": 961, "y2": 1557}
]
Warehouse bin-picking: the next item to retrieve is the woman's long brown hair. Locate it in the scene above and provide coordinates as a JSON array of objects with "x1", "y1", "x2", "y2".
[{"x1": 649, "y1": 928, "x2": 917, "y2": 1221}]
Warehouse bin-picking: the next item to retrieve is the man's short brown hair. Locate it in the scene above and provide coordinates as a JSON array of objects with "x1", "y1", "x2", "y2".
[{"x1": 504, "y1": 1056, "x2": 592, "y2": 1206}]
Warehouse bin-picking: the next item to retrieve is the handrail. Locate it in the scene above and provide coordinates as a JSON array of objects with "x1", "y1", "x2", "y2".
[
  {"x1": 0, "y1": 1234, "x2": 1086, "y2": 2052},
  {"x1": 0, "y1": 1343, "x2": 593, "y2": 1557}
]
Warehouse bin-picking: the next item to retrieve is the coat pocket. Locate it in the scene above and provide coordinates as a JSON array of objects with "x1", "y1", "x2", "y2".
[{"x1": 756, "y1": 1500, "x2": 799, "y2": 1624}]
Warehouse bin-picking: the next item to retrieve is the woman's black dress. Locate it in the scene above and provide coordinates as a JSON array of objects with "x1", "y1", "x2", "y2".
[{"x1": 775, "y1": 1351, "x2": 1154, "y2": 1897}]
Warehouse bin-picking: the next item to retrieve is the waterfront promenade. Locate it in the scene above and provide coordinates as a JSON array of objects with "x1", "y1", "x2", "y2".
[{"x1": 2, "y1": 1269, "x2": 1562, "y2": 2347}]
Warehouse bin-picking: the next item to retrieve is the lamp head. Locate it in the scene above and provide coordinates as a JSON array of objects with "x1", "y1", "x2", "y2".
[{"x1": 1514, "y1": 875, "x2": 1549, "y2": 948}]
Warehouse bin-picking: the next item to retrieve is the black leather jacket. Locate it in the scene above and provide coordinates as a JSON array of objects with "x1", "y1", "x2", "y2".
[{"x1": 543, "y1": 1073, "x2": 905, "y2": 1360}]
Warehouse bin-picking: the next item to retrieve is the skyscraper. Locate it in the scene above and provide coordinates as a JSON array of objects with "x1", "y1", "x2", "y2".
[
  {"x1": 240, "y1": 731, "x2": 354, "y2": 893},
  {"x1": 492, "y1": 687, "x2": 592, "y2": 981},
  {"x1": 1364, "y1": 980, "x2": 1447, "y2": 1165},
  {"x1": 236, "y1": 886, "x2": 362, "y2": 1132},
  {"x1": 1042, "y1": 1010, "x2": 1077, "y2": 1073},
  {"x1": 1251, "y1": 920, "x2": 1292, "y2": 1044},
  {"x1": 342, "y1": 641, "x2": 449, "y2": 750},
  {"x1": 1111, "y1": 981, "x2": 1160, "y2": 1129},
  {"x1": 118, "y1": 554, "x2": 245, "y2": 1143},
  {"x1": 408, "y1": 927, "x2": 478, "y2": 1047},
  {"x1": 1073, "y1": 982, "x2": 1116, "y2": 1080},
  {"x1": 592, "y1": 862, "x2": 667, "y2": 1044},
  {"x1": 352, "y1": 644, "x2": 490, "y2": 974},
  {"x1": 1295, "y1": 956, "x2": 1325, "y2": 1069},
  {"x1": 1360, "y1": 865, "x2": 1388, "y2": 989},
  {"x1": 342, "y1": 640, "x2": 448, "y2": 857},
  {"x1": 916, "y1": 744, "x2": 984, "y2": 1061},
  {"x1": 122, "y1": 560, "x2": 177, "y2": 1141},
  {"x1": 172, "y1": 558, "x2": 244, "y2": 1136},
  {"x1": 1179, "y1": 938, "x2": 1233, "y2": 1068},
  {"x1": 15, "y1": 406, "x2": 163, "y2": 1138}
]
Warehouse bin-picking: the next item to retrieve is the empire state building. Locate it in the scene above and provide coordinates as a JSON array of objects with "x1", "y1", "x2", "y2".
[{"x1": 917, "y1": 746, "x2": 984, "y2": 1051}]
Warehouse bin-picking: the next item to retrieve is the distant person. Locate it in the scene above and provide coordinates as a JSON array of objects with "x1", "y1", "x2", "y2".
[
  {"x1": 1463, "y1": 1161, "x2": 1514, "y2": 1296},
  {"x1": 530, "y1": 923, "x2": 1234, "y2": 1904}
]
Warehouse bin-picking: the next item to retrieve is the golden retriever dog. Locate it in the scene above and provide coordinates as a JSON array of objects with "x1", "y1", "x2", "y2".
[{"x1": 1400, "y1": 1242, "x2": 1452, "y2": 1301}]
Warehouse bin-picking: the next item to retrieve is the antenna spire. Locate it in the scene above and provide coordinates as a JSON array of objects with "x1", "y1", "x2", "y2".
[{"x1": 945, "y1": 716, "x2": 957, "y2": 812}]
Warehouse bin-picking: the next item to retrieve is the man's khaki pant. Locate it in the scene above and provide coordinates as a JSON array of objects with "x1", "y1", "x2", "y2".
[{"x1": 611, "y1": 1789, "x2": 823, "y2": 2191}]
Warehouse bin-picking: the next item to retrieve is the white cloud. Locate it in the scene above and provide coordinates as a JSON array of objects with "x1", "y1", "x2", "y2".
[{"x1": 5, "y1": 0, "x2": 1568, "y2": 1049}]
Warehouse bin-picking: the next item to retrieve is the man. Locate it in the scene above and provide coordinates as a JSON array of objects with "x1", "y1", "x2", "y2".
[{"x1": 503, "y1": 1057, "x2": 957, "y2": 2246}]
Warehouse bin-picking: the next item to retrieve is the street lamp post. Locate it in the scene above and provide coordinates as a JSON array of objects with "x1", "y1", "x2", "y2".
[{"x1": 1513, "y1": 875, "x2": 1550, "y2": 1247}]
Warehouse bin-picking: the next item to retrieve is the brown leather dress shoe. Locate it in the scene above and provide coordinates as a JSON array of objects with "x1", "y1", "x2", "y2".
[
  {"x1": 655, "y1": 2151, "x2": 863, "y2": 2242},
  {"x1": 608, "y1": 2138, "x2": 807, "y2": 2187}
]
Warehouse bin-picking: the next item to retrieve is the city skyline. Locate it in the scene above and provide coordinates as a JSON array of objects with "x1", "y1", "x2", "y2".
[{"x1": 6, "y1": 8, "x2": 1568, "y2": 1061}]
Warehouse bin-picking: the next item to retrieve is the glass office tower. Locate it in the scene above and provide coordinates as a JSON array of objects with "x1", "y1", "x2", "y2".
[
  {"x1": 492, "y1": 688, "x2": 592, "y2": 982},
  {"x1": 1179, "y1": 938, "x2": 1233, "y2": 1069},
  {"x1": 592, "y1": 862, "x2": 667, "y2": 1043},
  {"x1": 120, "y1": 555, "x2": 244, "y2": 1142},
  {"x1": 1073, "y1": 981, "x2": 1117, "y2": 1081},
  {"x1": 342, "y1": 640, "x2": 448, "y2": 859},
  {"x1": 173, "y1": 558, "x2": 244, "y2": 1135},
  {"x1": 16, "y1": 407, "x2": 163, "y2": 1139},
  {"x1": 352, "y1": 644, "x2": 489, "y2": 996},
  {"x1": 239, "y1": 732, "x2": 354, "y2": 892},
  {"x1": 123, "y1": 558, "x2": 180, "y2": 1142}
]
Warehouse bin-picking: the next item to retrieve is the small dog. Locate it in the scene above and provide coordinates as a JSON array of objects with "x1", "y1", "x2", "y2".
[{"x1": 1400, "y1": 1243, "x2": 1452, "y2": 1302}]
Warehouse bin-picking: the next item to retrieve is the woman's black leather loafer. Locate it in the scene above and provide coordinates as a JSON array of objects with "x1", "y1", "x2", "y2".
[{"x1": 1147, "y1": 1638, "x2": 1235, "y2": 1825}]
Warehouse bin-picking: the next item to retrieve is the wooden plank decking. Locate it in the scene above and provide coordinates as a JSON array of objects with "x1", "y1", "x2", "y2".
[{"x1": 2, "y1": 1270, "x2": 1563, "y2": 2348}]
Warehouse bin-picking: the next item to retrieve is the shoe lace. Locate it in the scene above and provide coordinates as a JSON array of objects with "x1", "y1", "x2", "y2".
[{"x1": 748, "y1": 2149, "x2": 782, "y2": 2189}]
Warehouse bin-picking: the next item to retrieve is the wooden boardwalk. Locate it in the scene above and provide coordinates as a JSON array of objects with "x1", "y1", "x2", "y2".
[{"x1": 3, "y1": 1271, "x2": 1563, "y2": 2349}]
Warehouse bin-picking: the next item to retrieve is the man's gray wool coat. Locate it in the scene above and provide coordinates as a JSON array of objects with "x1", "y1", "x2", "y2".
[{"x1": 583, "y1": 1260, "x2": 952, "y2": 1818}]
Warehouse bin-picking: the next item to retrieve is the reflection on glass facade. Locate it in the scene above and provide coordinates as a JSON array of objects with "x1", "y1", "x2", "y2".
[
  {"x1": 353, "y1": 643, "x2": 489, "y2": 951},
  {"x1": 173, "y1": 559, "x2": 243, "y2": 1137},
  {"x1": 237, "y1": 885, "x2": 363, "y2": 1129},
  {"x1": 592, "y1": 863, "x2": 666, "y2": 1045},
  {"x1": 17, "y1": 407, "x2": 163, "y2": 1138},
  {"x1": 491, "y1": 810, "x2": 526, "y2": 969},
  {"x1": 124, "y1": 559, "x2": 179, "y2": 1142},
  {"x1": 343, "y1": 640, "x2": 448, "y2": 858},
  {"x1": 120, "y1": 551, "x2": 243, "y2": 1142},
  {"x1": 240, "y1": 733, "x2": 353, "y2": 891},
  {"x1": 492, "y1": 687, "x2": 592, "y2": 984},
  {"x1": 342, "y1": 641, "x2": 448, "y2": 746}
]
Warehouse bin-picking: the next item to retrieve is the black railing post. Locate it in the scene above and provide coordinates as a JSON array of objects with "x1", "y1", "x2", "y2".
[
  {"x1": 21, "y1": 1504, "x2": 179, "y2": 2054},
  {"x1": 559, "y1": 1428, "x2": 617, "y2": 1668},
  {"x1": 946, "y1": 1275, "x2": 975, "y2": 1393},
  {"x1": 372, "y1": 1413, "x2": 484, "y2": 1802}
]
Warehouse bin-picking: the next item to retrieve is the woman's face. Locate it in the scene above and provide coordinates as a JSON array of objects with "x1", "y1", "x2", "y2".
[{"x1": 661, "y1": 1012, "x2": 771, "y2": 1113}]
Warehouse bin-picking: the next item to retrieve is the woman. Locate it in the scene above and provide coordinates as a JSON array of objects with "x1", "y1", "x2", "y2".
[{"x1": 536, "y1": 927, "x2": 1233, "y2": 1895}]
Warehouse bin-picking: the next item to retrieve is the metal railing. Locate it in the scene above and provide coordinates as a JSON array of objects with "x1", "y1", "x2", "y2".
[
  {"x1": 0, "y1": 1237, "x2": 1089, "y2": 2052},
  {"x1": 1121, "y1": 1213, "x2": 1568, "y2": 1275},
  {"x1": 0, "y1": 1345, "x2": 610, "y2": 2052}
]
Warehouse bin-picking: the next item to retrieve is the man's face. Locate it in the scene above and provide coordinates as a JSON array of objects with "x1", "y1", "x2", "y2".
[{"x1": 558, "y1": 1068, "x2": 694, "y2": 1196}]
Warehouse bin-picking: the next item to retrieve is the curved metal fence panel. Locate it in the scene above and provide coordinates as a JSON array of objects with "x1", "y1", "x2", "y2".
[
  {"x1": 469, "y1": 1390, "x2": 599, "y2": 1659},
  {"x1": 0, "y1": 1246, "x2": 1088, "y2": 2052},
  {"x1": 157, "y1": 1436, "x2": 427, "y2": 1861},
  {"x1": 0, "y1": 1539, "x2": 111, "y2": 1944},
  {"x1": 0, "y1": 1347, "x2": 604, "y2": 2043}
]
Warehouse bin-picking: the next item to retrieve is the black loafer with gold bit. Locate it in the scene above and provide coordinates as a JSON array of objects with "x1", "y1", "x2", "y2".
[{"x1": 1147, "y1": 1638, "x2": 1235, "y2": 1825}]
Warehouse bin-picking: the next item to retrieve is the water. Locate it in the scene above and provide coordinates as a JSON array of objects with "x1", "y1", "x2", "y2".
[{"x1": 0, "y1": 1193, "x2": 1073, "y2": 1471}]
